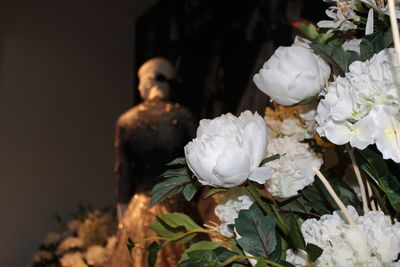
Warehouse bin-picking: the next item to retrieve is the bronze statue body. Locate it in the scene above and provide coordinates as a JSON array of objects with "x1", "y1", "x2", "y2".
[{"x1": 108, "y1": 58, "x2": 196, "y2": 267}]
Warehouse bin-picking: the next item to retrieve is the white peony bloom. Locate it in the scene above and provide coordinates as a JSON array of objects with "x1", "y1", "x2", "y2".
[
  {"x1": 33, "y1": 250, "x2": 53, "y2": 262},
  {"x1": 253, "y1": 41, "x2": 330, "y2": 106},
  {"x1": 85, "y1": 245, "x2": 107, "y2": 266},
  {"x1": 214, "y1": 188, "x2": 254, "y2": 237},
  {"x1": 316, "y1": 48, "x2": 400, "y2": 162},
  {"x1": 318, "y1": 1, "x2": 360, "y2": 33},
  {"x1": 185, "y1": 111, "x2": 273, "y2": 188},
  {"x1": 57, "y1": 237, "x2": 84, "y2": 254},
  {"x1": 60, "y1": 252, "x2": 88, "y2": 267},
  {"x1": 263, "y1": 137, "x2": 323, "y2": 198},
  {"x1": 43, "y1": 231, "x2": 62, "y2": 246},
  {"x1": 287, "y1": 206, "x2": 400, "y2": 266}
]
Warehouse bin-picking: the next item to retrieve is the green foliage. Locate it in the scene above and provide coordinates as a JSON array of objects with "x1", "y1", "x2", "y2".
[
  {"x1": 147, "y1": 241, "x2": 161, "y2": 267},
  {"x1": 179, "y1": 241, "x2": 223, "y2": 263},
  {"x1": 203, "y1": 188, "x2": 227, "y2": 199},
  {"x1": 149, "y1": 212, "x2": 201, "y2": 243},
  {"x1": 288, "y1": 213, "x2": 306, "y2": 250},
  {"x1": 359, "y1": 29, "x2": 393, "y2": 61},
  {"x1": 296, "y1": 22, "x2": 334, "y2": 44},
  {"x1": 305, "y1": 243, "x2": 323, "y2": 262},
  {"x1": 166, "y1": 157, "x2": 187, "y2": 166},
  {"x1": 235, "y1": 208, "x2": 277, "y2": 259},
  {"x1": 179, "y1": 250, "x2": 223, "y2": 267},
  {"x1": 259, "y1": 154, "x2": 283, "y2": 166},
  {"x1": 356, "y1": 148, "x2": 400, "y2": 213},
  {"x1": 151, "y1": 165, "x2": 200, "y2": 206}
]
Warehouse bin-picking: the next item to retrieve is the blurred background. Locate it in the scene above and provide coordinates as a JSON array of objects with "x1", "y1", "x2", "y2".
[{"x1": 0, "y1": 0, "x2": 326, "y2": 266}]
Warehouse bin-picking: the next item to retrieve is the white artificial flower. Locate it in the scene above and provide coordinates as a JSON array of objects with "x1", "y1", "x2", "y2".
[
  {"x1": 33, "y1": 250, "x2": 53, "y2": 262},
  {"x1": 57, "y1": 237, "x2": 84, "y2": 254},
  {"x1": 60, "y1": 252, "x2": 88, "y2": 267},
  {"x1": 85, "y1": 245, "x2": 107, "y2": 266},
  {"x1": 263, "y1": 137, "x2": 323, "y2": 198},
  {"x1": 316, "y1": 48, "x2": 400, "y2": 162},
  {"x1": 285, "y1": 249, "x2": 309, "y2": 266},
  {"x1": 254, "y1": 41, "x2": 330, "y2": 106},
  {"x1": 214, "y1": 188, "x2": 254, "y2": 237},
  {"x1": 287, "y1": 206, "x2": 400, "y2": 266},
  {"x1": 185, "y1": 111, "x2": 273, "y2": 188},
  {"x1": 43, "y1": 231, "x2": 62, "y2": 246},
  {"x1": 318, "y1": 1, "x2": 360, "y2": 33}
]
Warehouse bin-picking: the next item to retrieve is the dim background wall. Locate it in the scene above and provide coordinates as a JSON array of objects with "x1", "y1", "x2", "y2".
[{"x1": 0, "y1": 0, "x2": 156, "y2": 266}]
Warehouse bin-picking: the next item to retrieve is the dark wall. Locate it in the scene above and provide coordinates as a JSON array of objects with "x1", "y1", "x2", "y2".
[{"x1": 0, "y1": 0, "x2": 155, "y2": 266}]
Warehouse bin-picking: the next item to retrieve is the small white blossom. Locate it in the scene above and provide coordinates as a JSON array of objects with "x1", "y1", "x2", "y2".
[
  {"x1": 85, "y1": 245, "x2": 107, "y2": 266},
  {"x1": 57, "y1": 237, "x2": 84, "y2": 254},
  {"x1": 60, "y1": 252, "x2": 88, "y2": 267},
  {"x1": 341, "y1": 38, "x2": 361, "y2": 54},
  {"x1": 32, "y1": 250, "x2": 53, "y2": 262},
  {"x1": 318, "y1": 1, "x2": 360, "y2": 33},
  {"x1": 263, "y1": 137, "x2": 323, "y2": 198},
  {"x1": 316, "y1": 48, "x2": 400, "y2": 162},
  {"x1": 287, "y1": 206, "x2": 400, "y2": 266},
  {"x1": 214, "y1": 188, "x2": 254, "y2": 237}
]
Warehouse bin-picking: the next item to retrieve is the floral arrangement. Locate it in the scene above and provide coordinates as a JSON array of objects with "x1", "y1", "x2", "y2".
[
  {"x1": 131, "y1": 0, "x2": 400, "y2": 266},
  {"x1": 31, "y1": 205, "x2": 117, "y2": 267}
]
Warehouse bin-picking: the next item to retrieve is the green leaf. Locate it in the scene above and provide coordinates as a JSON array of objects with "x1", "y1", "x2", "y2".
[
  {"x1": 149, "y1": 212, "x2": 201, "y2": 243},
  {"x1": 235, "y1": 208, "x2": 277, "y2": 258},
  {"x1": 147, "y1": 241, "x2": 161, "y2": 267},
  {"x1": 127, "y1": 237, "x2": 135, "y2": 258},
  {"x1": 254, "y1": 258, "x2": 267, "y2": 267},
  {"x1": 203, "y1": 188, "x2": 227, "y2": 199},
  {"x1": 180, "y1": 241, "x2": 223, "y2": 263},
  {"x1": 360, "y1": 29, "x2": 393, "y2": 61},
  {"x1": 305, "y1": 243, "x2": 323, "y2": 262},
  {"x1": 213, "y1": 247, "x2": 238, "y2": 262},
  {"x1": 278, "y1": 260, "x2": 296, "y2": 267},
  {"x1": 166, "y1": 157, "x2": 187, "y2": 166},
  {"x1": 289, "y1": 213, "x2": 306, "y2": 250},
  {"x1": 296, "y1": 23, "x2": 334, "y2": 44},
  {"x1": 180, "y1": 250, "x2": 223, "y2": 267},
  {"x1": 259, "y1": 154, "x2": 283, "y2": 166},
  {"x1": 183, "y1": 182, "x2": 201, "y2": 201},
  {"x1": 151, "y1": 175, "x2": 191, "y2": 206},
  {"x1": 356, "y1": 148, "x2": 400, "y2": 212}
]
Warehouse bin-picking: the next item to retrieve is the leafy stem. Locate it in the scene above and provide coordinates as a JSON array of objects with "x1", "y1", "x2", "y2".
[{"x1": 222, "y1": 255, "x2": 285, "y2": 267}]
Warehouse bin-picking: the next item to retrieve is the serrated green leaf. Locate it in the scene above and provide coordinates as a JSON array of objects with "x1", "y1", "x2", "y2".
[
  {"x1": 147, "y1": 241, "x2": 161, "y2": 267},
  {"x1": 179, "y1": 241, "x2": 223, "y2": 263},
  {"x1": 235, "y1": 209, "x2": 277, "y2": 259},
  {"x1": 167, "y1": 157, "x2": 187, "y2": 166},
  {"x1": 149, "y1": 212, "x2": 201, "y2": 243},
  {"x1": 203, "y1": 188, "x2": 227, "y2": 199},
  {"x1": 151, "y1": 176, "x2": 191, "y2": 206},
  {"x1": 306, "y1": 243, "x2": 323, "y2": 262},
  {"x1": 180, "y1": 250, "x2": 223, "y2": 267},
  {"x1": 289, "y1": 213, "x2": 306, "y2": 250},
  {"x1": 360, "y1": 29, "x2": 393, "y2": 61},
  {"x1": 356, "y1": 148, "x2": 400, "y2": 212},
  {"x1": 183, "y1": 182, "x2": 201, "y2": 201}
]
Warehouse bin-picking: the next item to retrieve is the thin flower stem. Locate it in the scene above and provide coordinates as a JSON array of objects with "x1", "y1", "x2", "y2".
[
  {"x1": 366, "y1": 180, "x2": 377, "y2": 211},
  {"x1": 388, "y1": 0, "x2": 400, "y2": 66},
  {"x1": 246, "y1": 183, "x2": 289, "y2": 236},
  {"x1": 312, "y1": 168, "x2": 356, "y2": 227},
  {"x1": 348, "y1": 148, "x2": 369, "y2": 213}
]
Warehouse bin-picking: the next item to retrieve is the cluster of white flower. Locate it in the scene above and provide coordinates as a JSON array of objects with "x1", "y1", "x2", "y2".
[
  {"x1": 253, "y1": 39, "x2": 330, "y2": 106},
  {"x1": 316, "y1": 48, "x2": 400, "y2": 162},
  {"x1": 185, "y1": 111, "x2": 272, "y2": 188},
  {"x1": 286, "y1": 206, "x2": 400, "y2": 266},
  {"x1": 318, "y1": 1, "x2": 360, "y2": 33},
  {"x1": 263, "y1": 137, "x2": 323, "y2": 198},
  {"x1": 214, "y1": 188, "x2": 254, "y2": 237}
]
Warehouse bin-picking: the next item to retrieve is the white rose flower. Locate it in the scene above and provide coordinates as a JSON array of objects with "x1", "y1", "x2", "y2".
[
  {"x1": 214, "y1": 188, "x2": 254, "y2": 237},
  {"x1": 60, "y1": 252, "x2": 88, "y2": 267},
  {"x1": 185, "y1": 111, "x2": 273, "y2": 188},
  {"x1": 263, "y1": 137, "x2": 323, "y2": 198},
  {"x1": 253, "y1": 41, "x2": 330, "y2": 106},
  {"x1": 287, "y1": 206, "x2": 400, "y2": 267},
  {"x1": 85, "y1": 245, "x2": 107, "y2": 266},
  {"x1": 316, "y1": 48, "x2": 400, "y2": 162}
]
